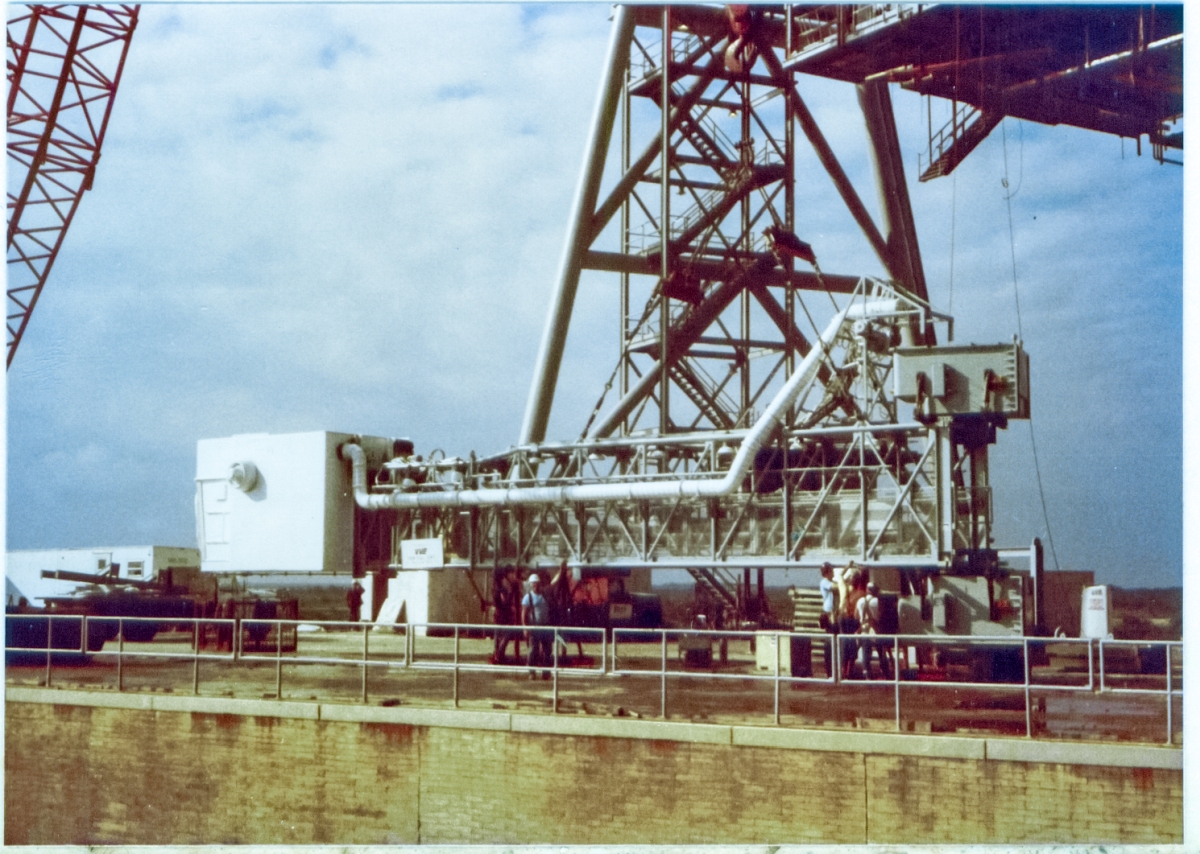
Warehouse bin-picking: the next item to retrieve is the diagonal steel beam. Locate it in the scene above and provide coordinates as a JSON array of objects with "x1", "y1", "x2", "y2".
[
  {"x1": 587, "y1": 46, "x2": 725, "y2": 245},
  {"x1": 520, "y1": 6, "x2": 635, "y2": 444},
  {"x1": 8, "y1": 7, "x2": 88, "y2": 247},
  {"x1": 588, "y1": 257, "x2": 774, "y2": 439},
  {"x1": 7, "y1": 4, "x2": 140, "y2": 368},
  {"x1": 755, "y1": 36, "x2": 896, "y2": 282},
  {"x1": 858, "y1": 77, "x2": 928, "y2": 304}
]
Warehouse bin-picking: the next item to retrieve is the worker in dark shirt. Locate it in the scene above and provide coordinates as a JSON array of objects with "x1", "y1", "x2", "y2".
[
  {"x1": 492, "y1": 567, "x2": 520, "y2": 664},
  {"x1": 347, "y1": 581, "x2": 364, "y2": 624},
  {"x1": 548, "y1": 561, "x2": 584, "y2": 665}
]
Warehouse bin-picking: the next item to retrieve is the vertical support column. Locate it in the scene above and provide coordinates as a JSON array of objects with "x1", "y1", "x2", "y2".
[
  {"x1": 739, "y1": 77, "x2": 752, "y2": 422},
  {"x1": 783, "y1": 8, "x2": 797, "y2": 386},
  {"x1": 937, "y1": 426, "x2": 955, "y2": 559},
  {"x1": 658, "y1": 6, "x2": 672, "y2": 435},
  {"x1": 619, "y1": 61, "x2": 632, "y2": 420},
  {"x1": 520, "y1": 6, "x2": 635, "y2": 444},
  {"x1": 1032, "y1": 536, "x2": 1045, "y2": 634},
  {"x1": 969, "y1": 445, "x2": 990, "y2": 550}
]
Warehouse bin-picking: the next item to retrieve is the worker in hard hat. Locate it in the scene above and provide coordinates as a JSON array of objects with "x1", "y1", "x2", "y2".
[{"x1": 521, "y1": 572, "x2": 552, "y2": 680}]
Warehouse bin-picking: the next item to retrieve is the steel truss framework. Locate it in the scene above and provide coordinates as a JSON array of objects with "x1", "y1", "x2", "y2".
[
  {"x1": 351, "y1": 7, "x2": 1040, "y2": 588},
  {"x1": 6, "y1": 4, "x2": 138, "y2": 367},
  {"x1": 372, "y1": 281, "x2": 998, "y2": 584}
]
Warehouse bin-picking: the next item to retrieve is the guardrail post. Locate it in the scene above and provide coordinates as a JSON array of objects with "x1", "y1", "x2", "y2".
[
  {"x1": 116, "y1": 618, "x2": 124, "y2": 692},
  {"x1": 1098, "y1": 639, "x2": 1106, "y2": 692},
  {"x1": 361, "y1": 621, "x2": 370, "y2": 704},
  {"x1": 893, "y1": 635, "x2": 901, "y2": 732},
  {"x1": 44, "y1": 616, "x2": 54, "y2": 688},
  {"x1": 193, "y1": 618, "x2": 201, "y2": 695},
  {"x1": 80, "y1": 615, "x2": 87, "y2": 655},
  {"x1": 660, "y1": 630, "x2": 668, "y2": 719},
  {"x1": 1023, "y1": 637, "x2": 1032, "y2": 738},
  {"x1": 552, "y1": 633, "x2": 560, "y2": 714},
  {"x1": 452, "y1": 626, "x2": 460, "y2": 709},
  {"x1": 275, "y1": 619, "x2": 283, "y2": 700},
  {"x1": 404, "y1": 622, "x2": 412, "y2": 668},
  {"x1": 1165, "y1": 641, "x2": 1173, "y2": 746},
  {"x1": 773, "y1": 632, "x2": 781, "y2": 726},
  {"x1": 1087, "y1": 638, "x2": 1094, "y2": 692}
]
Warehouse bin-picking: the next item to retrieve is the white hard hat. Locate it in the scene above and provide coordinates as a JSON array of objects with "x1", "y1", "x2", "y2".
[{"x1": 529, "y1": 573, "x2": 540, "y2": 583}]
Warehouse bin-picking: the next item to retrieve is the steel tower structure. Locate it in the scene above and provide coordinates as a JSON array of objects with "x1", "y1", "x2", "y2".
[
  {"x1": 6, "y1": 4, "x2": 139, "y2": 368},
  {"x1": 522, "y1": 5, "x2": 932, "y2": 447},
  {"x1": 340, "y1": 6, "x2": 1044, "y2": 627},
  {"x1": 334, "y1": 4, "x2": 1179, "y2": 624}
]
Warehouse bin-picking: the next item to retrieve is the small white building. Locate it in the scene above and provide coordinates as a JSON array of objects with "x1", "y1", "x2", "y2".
[{"x1": 5, "y1": 546, "x2": 201, "y2": 607}]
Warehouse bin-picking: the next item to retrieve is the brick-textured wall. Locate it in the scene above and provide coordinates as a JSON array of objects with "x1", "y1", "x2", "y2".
[
  {"x1": 5, "y1": 700, "x2": 1182, "y2": 845},
  {"x1": 864, "y1": 754, "x2": 1179, "y2": 844}
]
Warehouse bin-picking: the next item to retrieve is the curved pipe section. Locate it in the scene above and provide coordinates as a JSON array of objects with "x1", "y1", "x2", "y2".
[{"x1": 345, "y1": 303, "x2": 862, "y2": 511}]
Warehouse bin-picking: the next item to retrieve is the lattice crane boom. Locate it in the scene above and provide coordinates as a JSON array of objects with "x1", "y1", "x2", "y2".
[{"x1": 6, "y1": 3, "x2": 138, "y2": 368}]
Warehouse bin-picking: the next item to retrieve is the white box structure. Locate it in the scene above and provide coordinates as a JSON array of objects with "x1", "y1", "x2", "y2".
[
  {"x1": 375, "y1": 569, "x2": 490, "y2": 633},
  {"x1": 5, "y1": 546, "x2": 200, "y2": 606},
  {"x1": 1080, "y1": 584, "x2": 1112, "y2": 639},
  {"x1": 195, "y1": 431, "x2": 361, "y2": 574}
]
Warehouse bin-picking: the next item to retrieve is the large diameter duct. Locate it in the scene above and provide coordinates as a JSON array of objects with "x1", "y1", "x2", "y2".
[{"x1": 345, "y1": 302, "x2": 871, "y2": 511}]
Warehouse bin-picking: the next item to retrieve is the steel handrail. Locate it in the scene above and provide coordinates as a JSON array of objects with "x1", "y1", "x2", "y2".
[{"x1": 5, "y1": 613, "x2": 1182, "y2": 744}]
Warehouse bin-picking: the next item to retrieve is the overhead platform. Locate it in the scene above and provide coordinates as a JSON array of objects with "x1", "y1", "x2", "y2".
[{"x1": 630, "y1": 4, "x2": 1183, "y2": 177}]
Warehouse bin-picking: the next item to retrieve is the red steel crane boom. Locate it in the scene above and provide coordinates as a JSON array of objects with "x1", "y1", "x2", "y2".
[{"x1": 6, "y1": 4, "x2": 138, "y2": 368}]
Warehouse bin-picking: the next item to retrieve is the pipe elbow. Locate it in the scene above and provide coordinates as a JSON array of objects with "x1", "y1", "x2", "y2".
[{"x1": 339, "y1": 443, "x2": 375, "y2": 510}]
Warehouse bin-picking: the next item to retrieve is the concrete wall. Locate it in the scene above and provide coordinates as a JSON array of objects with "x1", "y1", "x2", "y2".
[{"x1": 5, "y1": 688, "x2": 1182, "y2": 845}]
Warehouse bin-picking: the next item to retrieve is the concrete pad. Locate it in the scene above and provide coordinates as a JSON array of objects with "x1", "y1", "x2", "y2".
[
  {"x1": 6, "y1": 686, "x2": 153, "y2": 711},
  {"x1": 985, "y1": 738, "x2": 1183, "y2": 770},
  {"x1": 149, "y1": 694, "x2": 319, "y2": 720},
  {"x1": 732, "y1": 724, "x2": 987, "y2": 760},
  {"x1": 511, "y1": 712, "x2": 733, "y2": 745},
  {"x1": 318, "y1": 702, "x2": 511, "y2": 731}
]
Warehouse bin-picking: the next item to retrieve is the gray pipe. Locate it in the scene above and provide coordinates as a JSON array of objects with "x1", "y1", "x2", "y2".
[{"x1": 344, "y1": 301, "x2": 874, "y2": 511}]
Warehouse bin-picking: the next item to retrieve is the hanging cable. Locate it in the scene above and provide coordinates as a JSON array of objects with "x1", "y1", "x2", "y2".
[
  {"x1": 1000, "y1": 119, "x2": 1023, "y2": 342},
  {"x1": 948, "y1": 170, "x2": 957, "y2": 315},
  {"x1": 1001, "y1": 117, "x2": 1060, "y2": 571},
  {"x1": 1002, "y1": 118, "x2": 1024, "y2": 201}
]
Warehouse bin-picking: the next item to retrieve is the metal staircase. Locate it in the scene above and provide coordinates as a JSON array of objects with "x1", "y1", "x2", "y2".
[
  {"x1": 687, "y1": 566, "x2": 740, "y2": 618},
  {"x1": 787, "y1": 587, "x2": 824, "y2": 631}
]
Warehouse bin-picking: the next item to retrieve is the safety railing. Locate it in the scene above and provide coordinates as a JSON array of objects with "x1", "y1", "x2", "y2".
[
  {"x1": 610, "y1": 628, "x2": 1182, "y2": 744},
  {"x1": 4, "y1": 614, "x2": 1182, "y2": 746},
  {"x1": 4, "y1": 614, "x2": 607, "y2": 711}
]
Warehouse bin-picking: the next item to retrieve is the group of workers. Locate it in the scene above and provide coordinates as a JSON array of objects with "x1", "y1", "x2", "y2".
[
  {"x1": 490, "y1": 562, "x2": 583, "y2": 678},
  {"x1": 818, "y1": 561, "x2": 893, "y2": 679}
]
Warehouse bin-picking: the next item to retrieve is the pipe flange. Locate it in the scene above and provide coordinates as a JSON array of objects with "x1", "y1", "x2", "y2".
[{"x1": 229, "y1": 461, "x2": 259, "y2": 493}]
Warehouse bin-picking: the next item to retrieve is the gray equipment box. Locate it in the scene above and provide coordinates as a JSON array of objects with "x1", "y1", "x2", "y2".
[{"x1": 893, "y1": 341, "x2": 1029, "y2": 419}]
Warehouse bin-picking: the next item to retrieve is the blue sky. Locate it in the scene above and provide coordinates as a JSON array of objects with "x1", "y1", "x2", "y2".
[{"x1": 5, "y1": 4, "x2": 1184, "y2": 589}]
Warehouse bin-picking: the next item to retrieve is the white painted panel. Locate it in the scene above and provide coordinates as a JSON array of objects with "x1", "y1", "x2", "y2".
[
  {"x1": 400, "y1": 538, "x2": 444, "y2": 569},
  {"x1": 194, "y1": 431, "x2": 364, "y2": 573}
]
